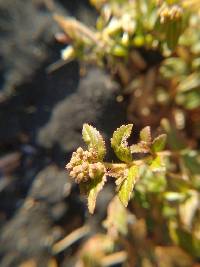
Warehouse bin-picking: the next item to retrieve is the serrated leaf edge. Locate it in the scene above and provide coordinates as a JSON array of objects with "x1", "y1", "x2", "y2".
[
  {"x1": 151, "y1": 134, "x2": 167, "y2": 153},
  {"x1": 87, "y1": 174, "x2": 107, "y2": 214},
  {"x1": 118, "y1": 165, "x2": 139, "y2": 207},
  {"x1": 111, "y1": 124, "x2": 133, "y2": 163},
  {"x1": 140, "y1": 126, "x2": 151, "y2": 143},
  {"x1": 82, "y1": 123, "x2": 106, "y2": 160}
]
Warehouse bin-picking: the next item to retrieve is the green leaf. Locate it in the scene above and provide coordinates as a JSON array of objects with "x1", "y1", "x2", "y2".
[
  {"x1": 169, "y1": 221, "x2": 200, "y2": 257},
  {"x1": 111, "y1": 124, "x2": 133, "y2": 163},
  {"x1": 166, "y1": 20, "x2": 182, "y2": 51},
  {"x1": 87, "y1": 174, "x2": 107, "y2": 214},
  {"x1": 140, "y1": 126, "x2": 151, "y2": 143},
  {"x1": 137, "y1": 168, "x2": 167, "y2": 193},
  {"x1": 177, "y1": 73, "x2": 200, "y2": 92},
  {"x1": 151, "y1": 134, "x2": 167, "y2": 153},
  {"x1": 150, "y1": 155, "x2": 166, "y2": 172},
  {"x1": 176, "y1": 229, "x2": 200, "y2": 258},
  {"x1": 182, "y1": 151, "x2": 200, "y2": 175},
  {"x1": 164, "y1": 192, "x2": 186, "y2": 202},
  {"x1": 82, "y1": 124, "x2": 106, "y2": 160},
  {"x1": 118, "y1": 165, "x2": 139, "y2": 207}
]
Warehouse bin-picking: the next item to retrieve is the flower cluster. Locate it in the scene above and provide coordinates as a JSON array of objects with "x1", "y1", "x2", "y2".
[
  {"x1": 158, "y1": 4, "x2": 183, "y2": 23},
  {"x1": 66, "y1": 147, "x2": 106, "y2": 183}
]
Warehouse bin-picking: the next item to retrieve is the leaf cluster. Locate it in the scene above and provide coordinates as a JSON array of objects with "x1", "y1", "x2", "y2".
[{"x1": 67, "y1": 124, "x2": 167, "y2": 213}]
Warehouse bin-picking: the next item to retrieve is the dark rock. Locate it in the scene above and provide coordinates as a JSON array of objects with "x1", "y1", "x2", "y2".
[
  {"x1": 29, "y1": 165, "x2": 72, "y2": 204},
  {"x1": 0, "y1": 165, "x2": 82, "y2": 266},
  {"x1": 0, "y1": 0, "x2": 57, "y2": 94},
  {"x1": 38, "y1": 67, "x2": 127, "y2": 153},
  {"x1": 0, "y1": 201, "x2": 52, "y2": 267}
]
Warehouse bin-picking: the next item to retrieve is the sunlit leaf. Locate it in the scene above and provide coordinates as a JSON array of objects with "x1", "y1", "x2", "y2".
[
  {"x1": 164, "y1": 192, "x2": 186, "y2": 202},
  {"x1": 179, "y1": 190, "x2": 199, "y2": 229},
  {"x1": 118, "y1": 165, "x2": 139, "y2": 207},
  {"x1": 177, "y1": 73, "x2": 200, "y2": 92},
  {"x1": 86, "y1": 174, "x2": 107, "y2": 214},
  {"x1": 138, "y1": 168, "x2": 167, "y2": 193},
  {"x1": 82, "y1": 124, "x2": 106, "y2": 160},
  {"x1": 151, "y1": 134, "x2": 167, "y2": 153},
  {"x1": 130, "y1": 143, "x2": 150, "y2": 154},
  {"x1": 140, "y1": 126, "x2": 151, "y2": 143},
  {"x1": 111, "y1": 124, "x2": 133, "y2": 163}
]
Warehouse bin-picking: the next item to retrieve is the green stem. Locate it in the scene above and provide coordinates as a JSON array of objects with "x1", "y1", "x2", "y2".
[
  {"x1": 104, "y1": 162, "x2": 127, "y2": 169},
  {"x1": 104, "y1": 157, "x2": 152, "y2": 177}
]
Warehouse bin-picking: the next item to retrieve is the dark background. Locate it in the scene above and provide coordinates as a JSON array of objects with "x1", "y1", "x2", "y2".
[{"x1": 0, "y1": 1, "x2": 127, "y2": 266}]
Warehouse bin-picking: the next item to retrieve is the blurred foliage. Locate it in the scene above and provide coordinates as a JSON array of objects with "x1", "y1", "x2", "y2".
[{"x1": 54, "y1": 0, "x2": 200, "y2": 266}]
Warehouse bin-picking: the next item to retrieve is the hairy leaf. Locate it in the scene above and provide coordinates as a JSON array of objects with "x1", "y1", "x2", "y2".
[
  {"x1": 140, "y1": 126, "x2": 151, "y2": 143},
  {"x1": 115, "y1": 169, "x2": 129, "y2": 190},
  {"x1": 130, "y1": 143, "x2": 150, "y2": 154},
  {"x1": 118, "y1": 165, "x2": 139, "y2": 207},
  {"x1": 87, "y1": 174, "x2": 107, "y2": 214},
  {"x1": 82, "y1": 124, "x2": 106, "y2": 160},
  {"x1": 151, "y1": 134, "x2": 167, "y2": 153},
  {"x1": 111, "y1": 124, "x2": 133, "y2": 163},
  {"x1": 107, "y1": 165, "x2": 126, "y2": 179}
]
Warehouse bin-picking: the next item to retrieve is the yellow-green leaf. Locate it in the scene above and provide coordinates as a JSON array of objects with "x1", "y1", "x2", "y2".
[
  {"x1": 111, "y1": 124, "x2": 133, "y2": 163},
  {"x1": 150, "y1": 155, "x2": 166, "y2": 172},
  {"x1": 82, "y1": 124, "x2": 106, "y2": 160},
  {"x1": 164, "y1": 192, "x2": 186, "y2": 202},
  {"x1": 140, "y1": 126, "x2": 151, "y2": 143},
  {"x1": 87, "y1": 174, "x2": 107, "y2": 214},
  {"x1": 118, "y1": 165, "x2": 139, "y2": 207},
  {"x1": 151, "y1": 134, "x2": 167, "y2": 153}
]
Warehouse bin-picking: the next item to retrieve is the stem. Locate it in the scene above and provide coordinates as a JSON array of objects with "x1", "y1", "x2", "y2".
[
  {"x1": 104, "y1": 156, "x2": 152, "y2": 171},
  {"x1": 104, "y1": 162, "x2": 127, "y2": 169},
  {"x1": 53, "y1": 14, "x2": 101, "y2": 45},
  {"x1": 101, "y1": 251, "x2": 127, "y2": 267},
  {"x1": 52, "y1": 225, "x2": 90, "y2": 254}
]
